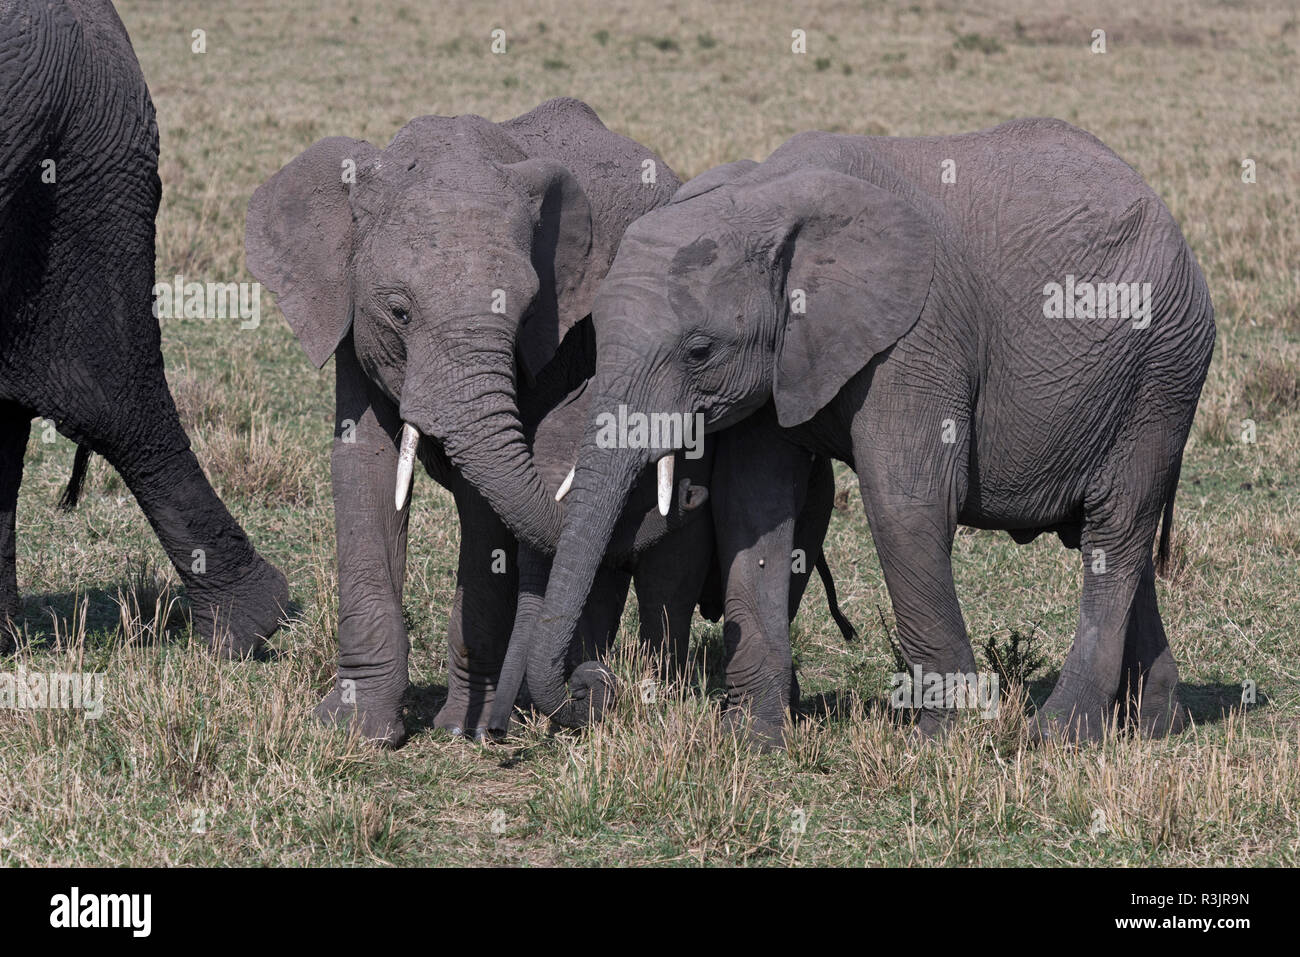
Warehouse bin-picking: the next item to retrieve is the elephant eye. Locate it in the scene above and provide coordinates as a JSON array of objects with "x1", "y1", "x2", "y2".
[
  {"x1": 385, "y1": 295, "x2": 412, "y2": 326},
  {"x1": 686, "y1": 340, "x2": 712, "y2": 362}
]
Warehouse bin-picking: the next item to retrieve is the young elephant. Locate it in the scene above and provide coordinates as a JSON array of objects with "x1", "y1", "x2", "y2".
[
  {"x1": 521, "y1": 120, "x2": 1215, "y2": 746},
  {"x1": 1, "y1": 0, "x2": 288, "y2": 655},
  {"x1": 246, "y1": 98, "x2": 696, "y2": 744},
  {"x1": 488, "y1": 374, "x2": 855, "y2": 734}
]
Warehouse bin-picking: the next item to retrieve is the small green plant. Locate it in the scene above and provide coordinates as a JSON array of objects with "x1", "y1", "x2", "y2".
[{"x1": 982, "y1": 625, "x2": 1046, "y2": 695}]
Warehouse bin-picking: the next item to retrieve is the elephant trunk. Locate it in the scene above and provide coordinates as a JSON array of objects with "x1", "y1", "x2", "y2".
[
  {"x1": 525, "y1": 441, "x2": 646, "y2": 727},
  {"x1": 404, "y1": 337, "x2": 563, "y2": 555}
]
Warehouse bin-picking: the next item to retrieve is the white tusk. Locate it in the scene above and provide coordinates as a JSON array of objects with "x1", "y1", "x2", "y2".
[
  {"x1": 394, "y1": 423, "x2": 419, "y2": 510},
  {"x1": 656, "y1": 454, "x2": 674, "y2": 517},
  {"x1": 555, "y1": 465, "x2": 576, "y2": 502}
]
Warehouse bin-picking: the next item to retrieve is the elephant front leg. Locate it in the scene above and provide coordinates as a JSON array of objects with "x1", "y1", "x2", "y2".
[
  {"x1": 632, "y1": 512, "x2": 713, "y2": 679},
  {"x1": 0, "y1": 402, "x2": 30, "y2": 651},
  {"x1": 850, "y1": 377, "x2": 977, "y2": 736},
  {"x1": 712, "y1": 410, "x2": 811, "y2": 750},
  {"x1": 316, "y1": 343, "x2": 410, "y2": 746},
  {"x1": 433, "y1": 477, "x2": 518, "y2": 739}
]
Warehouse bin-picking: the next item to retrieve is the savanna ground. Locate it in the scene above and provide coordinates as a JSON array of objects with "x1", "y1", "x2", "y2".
[{"x1": 2, "y1": 0, "x2": 1298, "y2": 866}]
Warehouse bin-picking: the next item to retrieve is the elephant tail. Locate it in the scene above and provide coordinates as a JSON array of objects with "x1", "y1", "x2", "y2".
[
  {"x1": 58, "y1": 445, "x2": 92, "y2": 511},
  {"x1": 1155, "y1": 482, "x2": 1177, "y2": 578},
  {"x1": 815, "y1": 551, "x2": 858, "y2": 643}
]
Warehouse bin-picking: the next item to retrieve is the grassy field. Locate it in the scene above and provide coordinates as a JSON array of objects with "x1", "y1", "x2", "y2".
[{"x1": 2, "y1": 0, "x2": 1298, "y2": 866}]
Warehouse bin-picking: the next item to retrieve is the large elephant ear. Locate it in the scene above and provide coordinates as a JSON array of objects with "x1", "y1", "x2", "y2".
[
  {"x1": 671, "y1": 160, "x2": 758, "y2": 204},
  {"x1": 245, "y1": 136, "x2": 379, "y2": 368},
  {"x1": 766, "y1": 169, "x2": 935, "y2": 428},
  {"x1": 505, "y1": 157, "x2": 598, "y2": 383}
]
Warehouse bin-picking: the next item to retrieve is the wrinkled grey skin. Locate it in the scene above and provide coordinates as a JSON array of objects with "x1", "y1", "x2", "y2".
[
  {"x1": 0, "y1": 0, "x2": 288, "y2": 656},
  {"x1": 246, "y1": 98, "x2": 695, "y2": 744},
  {"x1": 487, "y1": 375, "x2": 855, "y2": 735},
  {"x1": 488, "y1": 378, "x2": 716, "y2": 732},
  {"x1": 525, "y1": 120, "x2": 1216, "y2": 745}
]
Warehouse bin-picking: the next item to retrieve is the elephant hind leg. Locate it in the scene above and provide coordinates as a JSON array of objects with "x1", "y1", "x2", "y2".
[
  {"x1": 1118, "y1": 556, "x2": 1185, "y2": 737},
  {"x1": 0, "y1": 402, "x2": 31, "y2": 649},
  {"x1": 1039, "y1": 417, "x2": 1179, "y2": 742}
]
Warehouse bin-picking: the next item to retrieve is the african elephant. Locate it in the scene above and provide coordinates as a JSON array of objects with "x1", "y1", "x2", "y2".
[
  {"x1": 520, "y1": 119, "x2": 1216, "y2": 746},
  {"x1": 0, "y1": 0, "x2": 288, "y2": 655},
  {"x1": 487, "y1": 376, "x2": 857, "y2": 734},
  {"x1": 245, "y1": 98, "x2": 701, "y2": 745}
]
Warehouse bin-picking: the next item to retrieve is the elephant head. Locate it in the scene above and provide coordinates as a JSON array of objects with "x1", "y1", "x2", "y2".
[
  {"x1": 245, "y1": 100, "x2": 677, "y2": 552},
  {"x1": 524, "y1": 159, "x2": 936, "y2": 726}
]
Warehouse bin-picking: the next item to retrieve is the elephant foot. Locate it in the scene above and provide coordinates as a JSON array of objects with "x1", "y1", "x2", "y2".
[
  {"x1": 907, "y1": 707, "x2": 957, "y2": 740},
  {"x1": 721, "y1": 670, "x2": 799, "y2": 752},
  {"x1": 1121, "y1": 655, "x2": 1186, "y2": 738},
  {"x1": 1034, "y1": 683, "x2": 1114, "y2": 745},
  {"x1": 1123, "y1": 680, "x2": 1187, "y2": 738},
  {"x1": 315, "y1": 683, "x2": 406, "y2": 748},
  {"x1": 192, "y1": 558, "x2": 290, "y2": 659},
  {"x1": 434, "y1": 664, "x2": 537, "y2": 740},
  {"x1": 722, "y1": 708, "x2": 786, "y2": 752},
  {"x1": 433, "y1": 688, "x2": 493, "y2": 742},
  {"x1": 1131, "y1": 698, "x2": 1188, "y2": 738}
]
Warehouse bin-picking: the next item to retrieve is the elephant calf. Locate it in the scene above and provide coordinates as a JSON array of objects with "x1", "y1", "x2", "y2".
[
  {"x1": 520, "y1": 119, "x2": 1215, "y2": 746},
  {"x1": 246, "y1": 98, "x2": 703, "y2": 744},
  {"x1": 1, "y1": 0, "x2": 288, "y2": 655},
  {"x1": 487, "y1": 372, "x2": 855, "y2": 734}
]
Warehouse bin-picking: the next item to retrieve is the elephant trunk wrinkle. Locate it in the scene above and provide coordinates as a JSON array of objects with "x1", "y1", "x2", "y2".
[
  {"x1": 525, "y1": 446, "x2": 644, "y2": 723},
  {"x1": 406, "y1": 350, "x2": 563, "y2": 553}
]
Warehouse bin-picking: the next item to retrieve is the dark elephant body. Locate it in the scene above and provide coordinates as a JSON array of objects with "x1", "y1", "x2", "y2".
[
  {"x1": 0, "y1": 0, "x2": 287, "y2": 653},
  {"x1": 525, "y1": 118, "x2": 1215, "y2": 744}
]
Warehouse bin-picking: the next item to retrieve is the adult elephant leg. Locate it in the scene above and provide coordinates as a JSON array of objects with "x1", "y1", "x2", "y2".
[
  {"x1": 0, "y1": 402, "x2": 30, "y2": 651},
  {"x1": 434, "y1": 475, "x2": 518, "y2": 739},
  {"x1": 1039, "y1": 425, "x2": 1172, "y2": 743},
  {"x1": 315, "y1": 342, "x2": 410, "y2": 746},
  {"x1": 633, "y1": 509, "x2": 713, "y2": 679},
  {"x1": 1118, "y1": 556, "x2": 1185, "y2": 737},
  {"x1": 40, "y1": 199, "x2": 288, "y2": 659},
  {"x1": 712, "y1": 409, "x2": 809, "y2": 750}
]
